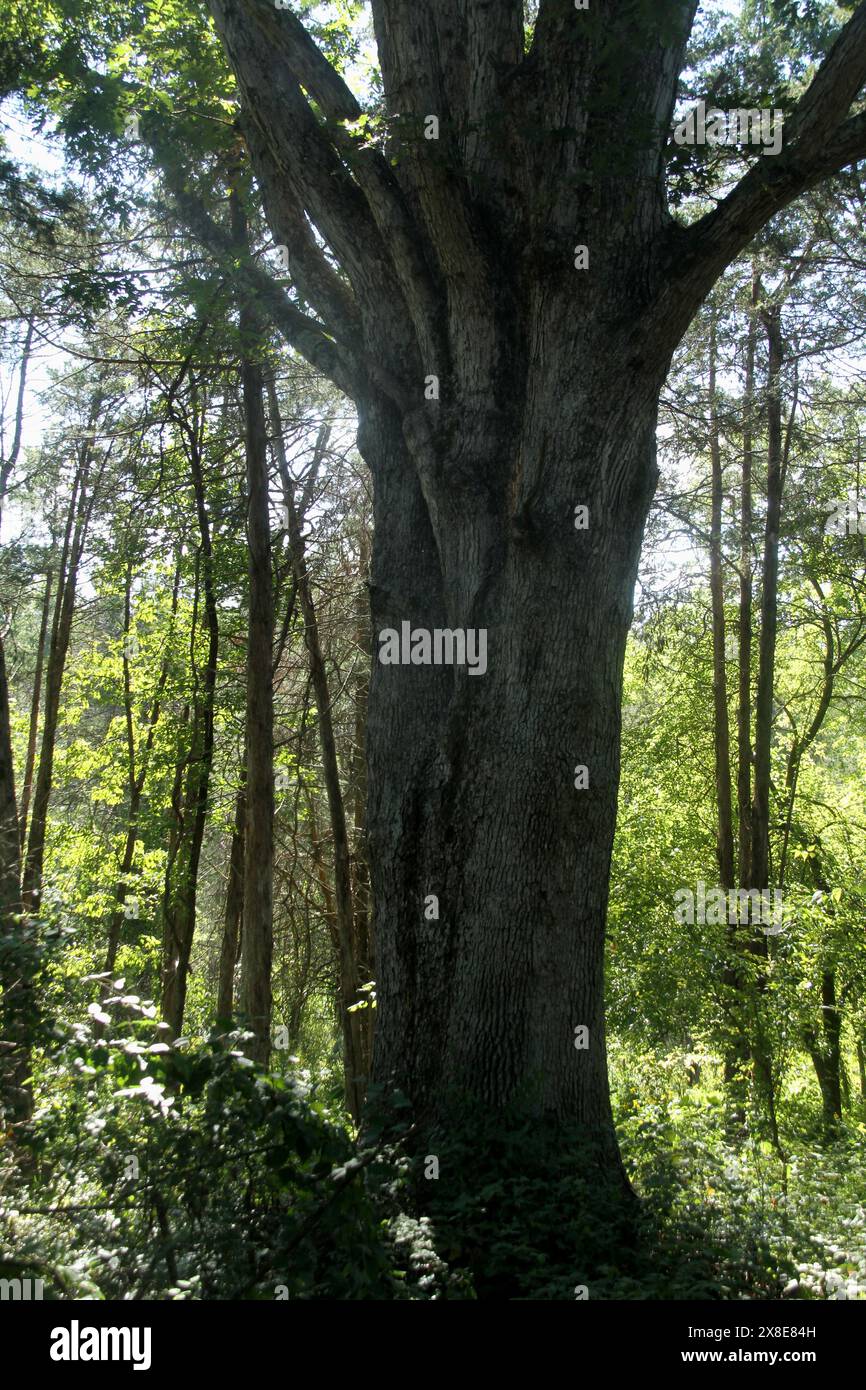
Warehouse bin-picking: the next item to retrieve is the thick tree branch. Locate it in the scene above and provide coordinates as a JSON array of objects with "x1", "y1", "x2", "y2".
[
  {"x1": 527, "y1": 0, "x2": 698, "y2": 235},
  {"x1": 239, "y1": 118, "x2": 363, "y2": 349},
  {"x1": 250, "y1": 0, "x2": 446, "y2": 369},
  {"x1": 785, "y1": 0, "x2": 866, "y2": 160},
  {"x1": 169, "y1": 179, "x2": 361, "y2": 398},
  {"x1": 207, "y1": 0, "x2": 418, "y2": 390},
  {"x1": 247, "y1": 0, "x2": 444, "y2": 361},
  {"x1": 367, "y1": 1, "x2": 498, "y2": 398},
  {"x1": 532, "y1": 0, "x2": 697, "y2": 128},
  {"x1": 330, "y1": 134, "x2": 445, "y2": 379},
  {"x1": 370, "y1": 0, "x2": 465, "y2": 128},
  {"x1": 247, "y1": 0, "x2": 362, "y2": 124}
]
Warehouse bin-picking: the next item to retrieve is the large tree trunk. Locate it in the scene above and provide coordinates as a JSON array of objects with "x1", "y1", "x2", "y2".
[
  {"x1": 203, "y1": 0, "x2": 699, "y2": 1157},
  {"x1": 362, "y1": 373, "x2": 660, "y2": 1145}
]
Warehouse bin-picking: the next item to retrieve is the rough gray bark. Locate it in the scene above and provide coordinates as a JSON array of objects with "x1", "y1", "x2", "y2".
[{"x1": 200, "y1": 0, "x2": 866, "y2": 1154}]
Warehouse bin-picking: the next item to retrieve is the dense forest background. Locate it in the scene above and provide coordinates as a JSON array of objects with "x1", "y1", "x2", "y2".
[{"x1": 2, "y1": 0, "x2": 866, "y2": 1302}]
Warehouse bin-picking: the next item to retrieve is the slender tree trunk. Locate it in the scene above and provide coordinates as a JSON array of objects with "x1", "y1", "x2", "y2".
[
  {"x1": 161, "y1": 711, "x2": 211, "y2": 1036},
  {"x1": 750, "y1": 304, "x2": 791, "y2": 891},
  {"x1": 708, "y1": 312, "x2": 736, "y2": 889},
  {"x1": 0, "y1": 317, "x2": 34, "y2": 504},
  {"x1": 269, "y1": 388, "x2": 366, "y2": 1116},
  {"x1": 23, "y1": 423, "x2": 101, "y2": 909},
  {"x1": 350, "y1": 527, "x2": 374, "y2": 1079},
  {"x1": 0, "y1": 319, "x2": 36, "y2": 1123},
  {"x1": 708, "y1": 312, "x2": 749, "y2": 1111},
  {"x1": 0, "y1": 634, "x2": 32, "y2": 1124},
  {"x1": 0, "y1": 639, "x2": 21, "y2": 927},
  {"x1": 217, "y1": 778, "x2": 246, "y2": 1025},
  {"x1": 18, "y1": 569, "x2": 53, "y2": 849},
  {"x1": 737, "y1": 272, "x2": 758, "y2": 887},
  {"x1": 804, "y1": 972, "x2": 843, "y2": 1135},
  {"x1": 797, "y1": 848, "x2": 845, "y2": 1134},
  {"x1": 105, "y1": 560, "x2": 181, "y2": 972},
  {"x1": 747, "y1": 304, "x2": 787, "y2": 1152},
  {"x1": 159, "y1": 705, "x2": 188, "y2": 1013},
  {"x1": 161, "y1": 398, "x2": 218, "y2": 1038},
  {"x1": 237, "y1": 280, "x2": 275, "y2": 1068}
]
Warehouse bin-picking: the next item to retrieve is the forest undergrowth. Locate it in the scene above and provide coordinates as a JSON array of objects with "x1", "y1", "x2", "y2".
[{"x1": 2, "y1": 947, "x2": 864, "y2": 1302}]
